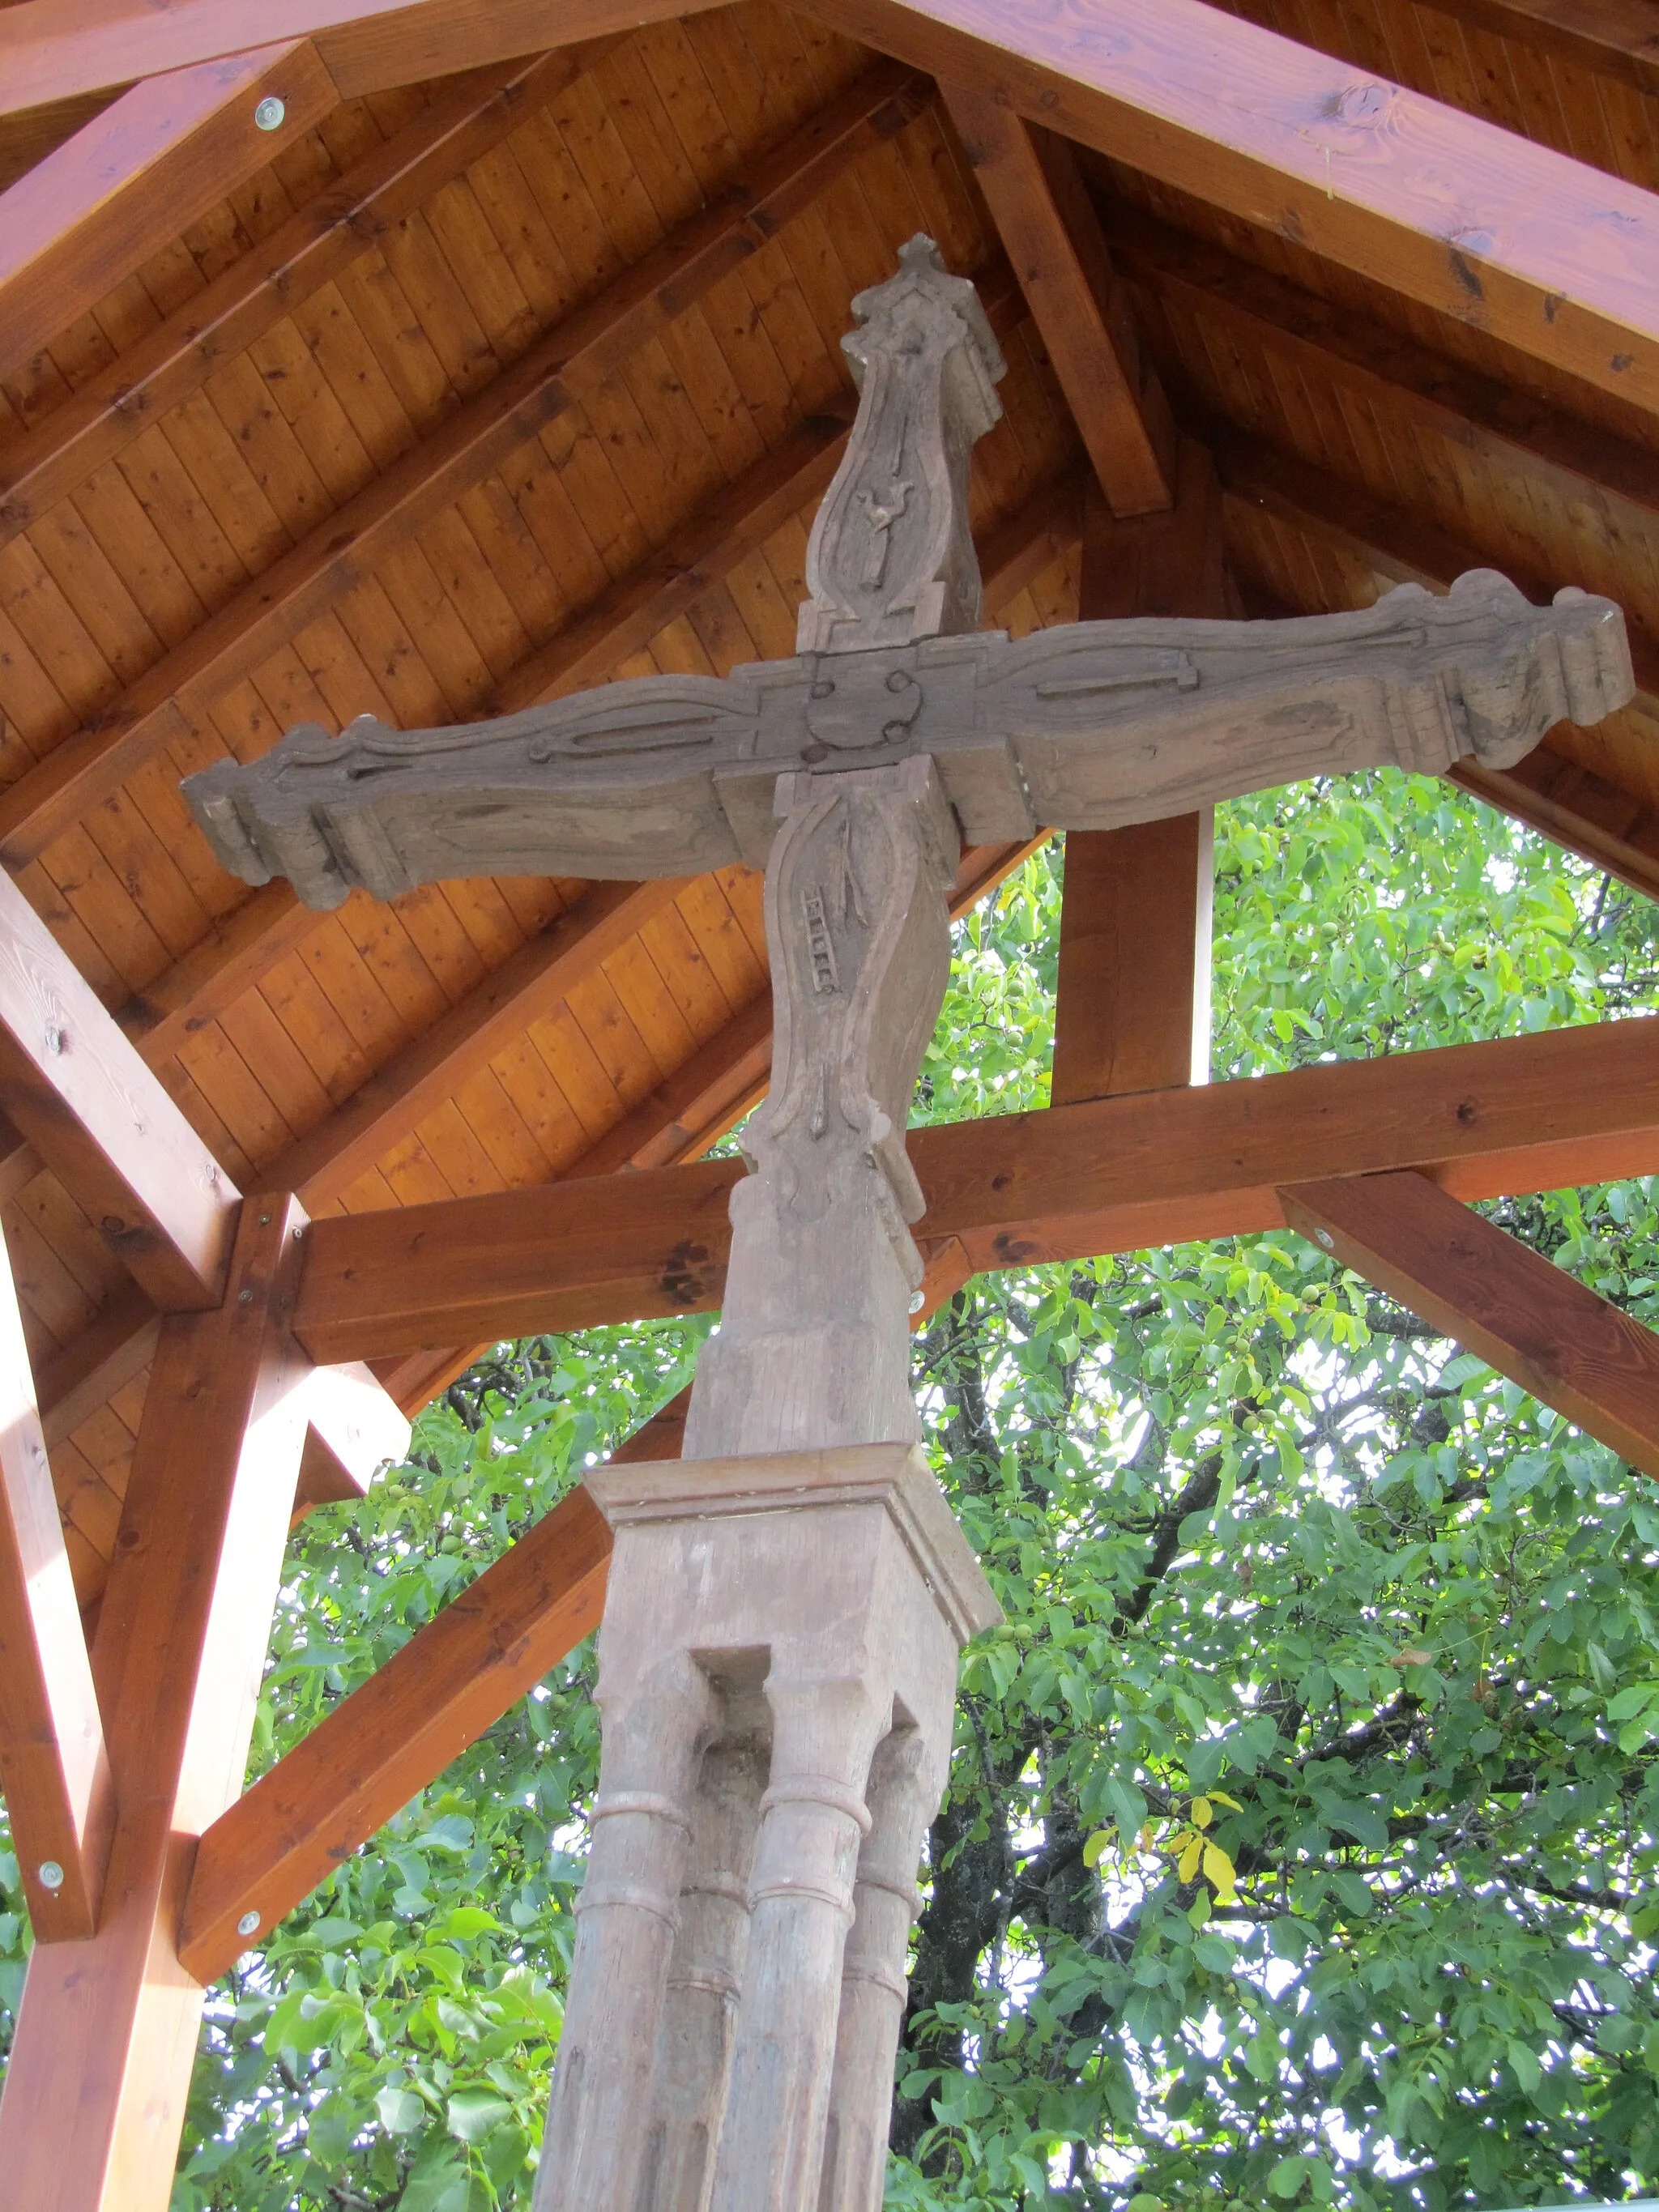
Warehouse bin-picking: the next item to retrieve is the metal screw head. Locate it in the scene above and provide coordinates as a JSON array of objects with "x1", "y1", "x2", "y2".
[
  {"x1": 237, "y1": 1908, "x2": 262, "y2": 1937},
  {"x1": 908, "y1": 1289, "x2": 926, "y2": 1314},
  {"x1": 237, "y1": 1285, "x2": 254, "y2": 1306},
  {"x1": 253, "y1": 96, "x2": 287, "y2": 132},
  {"x1": 42, "y1": 1024, "x2": 64, "y2": 1055},
  {"x1": 36, "y1": 1861, "x2": 64, "y2": 1892},
  {"x1": 258, "y1": 1211, "x2": 271, "y2": 1226},
  {"x1": 1315, "y1": 1228, "x2": 1335, "y2": 1250}
]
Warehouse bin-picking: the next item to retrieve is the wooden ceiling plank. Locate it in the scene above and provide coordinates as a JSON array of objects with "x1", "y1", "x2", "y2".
[
  {"x1": 0, "y1": 45, "x2": 621, "y2": 553},
  {"x1": 800, "y1": 0, "x2": 1659, "y2": 412},
  {"x1": 0, "y1": 58, "x2": 932, "y2": 871},
  {"x1": 288, "y1": 1013, "x2": 1659, "y2": 1361},
  {"x1": 0, "y1": 868, "x2": 239, "y2": 1310},
  {"x1": 0, "y1": 1213, "x2": 112, "y2": 1939},
  {"x1": 1280, "y1": 1165, "x2": 1659, "y2": 1476},
  {"x1": 0, "y1": 41, "x2": 340, "y2": 390},
  {"x1": 1111, "y1": 198, "x2": 1659, "y2": 580},
  {"x1": 940, "y1": 83, "x2": 1175, "y2": 517},
  {"x1": 263, "y1": 878, "x2": 691, "y2": 1208},
  {"x1": 1407, "y1": 0, "x2": 1659, "y2": 102}
]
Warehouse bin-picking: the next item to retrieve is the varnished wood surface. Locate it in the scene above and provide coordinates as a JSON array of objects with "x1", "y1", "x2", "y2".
[
  {"x1": 0, "y1": 867, "x2": 239, "y2": 1311},
  {"x1": 0, "y1": 1221, "x2": 110, "y2": 1939},
  {"x1": 808, "y1": 0, "x2": 1659, "y2": 410},
  {"x1": 0, "y1": 43, "x2": 340, "y2": 388},
  {"x1": 1281, "y1": 1167, "x2": 1659, "y2": 1476},
  {"x1": 0, "y1": 1200, "x2": 316, "y2": 2212},
  {"x1": 944, "y1": 84, "x2": 1173, "y2": 515},
  {"x1": 178, "y1": 1481, "x2": 611, "y2": 1984},
  {"x1": 288, "y1": 1016, "x2": 1659, "y2": 1359}
]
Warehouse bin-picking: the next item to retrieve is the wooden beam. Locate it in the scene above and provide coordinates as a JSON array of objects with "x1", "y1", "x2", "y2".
[
  {"x1": 0, "y1": 0, "x2": 714, "y2": 117},
  {"x1": 940, "y1": 83, "x2": 1174, "y2": 517},
  {"x1": 1280, "y1": 1167, "x2": 1659, "y2": 1477},
  {"x1": 0, "y1": 45, "x2": 616, "y2": 551},
  {"x1": 1052, "y1": 811, "x2": 1213, "y2": 1103},
  {"x1": 0, "y1": 59, "x2": 931, "y2": 868},
  {"x1": 802, "y1": 0, "x2": 1659, "y2": 415},
  {"x1": 0, "y1": 1219, "x2": 111, "y2": 1939},
  {"x1": 1051, "y1": 442, "x2": 1222, "y2": 1106},
  {"x1": 295, "y1": 1357, "x2": 411, "y2": 1513},
  {"x1": 0, "y1": 1198, "x2": 319, "y2": 2212},
  {"x1": 178, "y1": 1481, "x2": 609, "y2": 1984},
  {"x1": 0, "y1": 867, "x2": 239, "y2": 1310},
  {"x1": 0, "y1": 41, "x2": 339, "y2": 386},
  {"x1": 287, "y1": 1014, "x2": 1659, "y2": 1361}
]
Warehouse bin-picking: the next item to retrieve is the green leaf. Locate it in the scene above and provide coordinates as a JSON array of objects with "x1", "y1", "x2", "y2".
[{"x1": 446, "y1": 2089, "x2": 511, "y2": 2145}]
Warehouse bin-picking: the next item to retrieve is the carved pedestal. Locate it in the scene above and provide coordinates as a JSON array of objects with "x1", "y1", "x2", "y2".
[{"x1": 531, "y1": 1446, "x2": 999, "y2": 2212}]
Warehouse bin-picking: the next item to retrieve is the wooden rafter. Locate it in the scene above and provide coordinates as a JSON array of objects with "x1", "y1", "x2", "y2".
[
  {"x1": 0, "y1": 42, "x2": 339, "y2": 387},
  {"x1": 0, "y1": 58, "x2": 932, "y2": 869},
  {"x1": 940, "y1": 84, "x2": 1175, "y2": 518},
  {"x1": 0, "y1": 868, "x2": 240, "y2": 1311},
  {"x1": 0, "y1": 43, "x2": 619, "y2": 548},
  {"x1": 801, "y1": 0, "x2": 1659, "y2": 412},
  {"x1": 1281, "y1": 1168, "x2": 1659, "y2": 1477},
  {"x1": 0, "y1": 1219, "x2": 111, "y2": 1939},
  {"x1": 6, "y1": 0, "x2": 1657, "y2": 115},
  {"x1": 286, "y1": 1016, "x2": 1659, "y2": 1362}
]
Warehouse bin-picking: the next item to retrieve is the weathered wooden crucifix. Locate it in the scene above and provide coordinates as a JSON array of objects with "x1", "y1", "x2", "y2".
[{"x1": 184, "y1": 237, "x2": 1632, "y2": 2212}]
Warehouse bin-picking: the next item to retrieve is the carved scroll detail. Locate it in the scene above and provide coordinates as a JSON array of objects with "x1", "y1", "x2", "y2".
[
  {"x1": 681, "y1": 759, "x2": 959, "y2": 1461},
  {"x1": 796, "y1": 235, "x2": 1005, "y2": 656}
]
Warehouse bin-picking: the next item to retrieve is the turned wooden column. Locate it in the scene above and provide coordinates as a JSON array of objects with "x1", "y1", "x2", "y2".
[
  {"x1": 534, "y1": 1651, "x2": 719, "y2": 2212},
  {"x1": 817, "y1": 1724, "x2": 945, "y2": 2212}
]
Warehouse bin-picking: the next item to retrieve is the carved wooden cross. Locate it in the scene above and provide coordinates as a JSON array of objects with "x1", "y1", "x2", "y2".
[
  {"x1": 184, "y1": 238, "x2": 1635, "y2": 2212},
  {"x1": 185, "y1": 233, "x2": 1634, "y2": 1464}
]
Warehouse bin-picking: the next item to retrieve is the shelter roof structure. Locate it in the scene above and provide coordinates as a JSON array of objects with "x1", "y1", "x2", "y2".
[{"x1": 6, "y1": 0, "x2": 1659, "y2": 2198}]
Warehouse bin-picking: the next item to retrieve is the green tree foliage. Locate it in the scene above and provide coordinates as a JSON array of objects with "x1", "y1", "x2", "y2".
[{"x1": 1, "y1": 771, "x2": 1657, "y2": 2209}]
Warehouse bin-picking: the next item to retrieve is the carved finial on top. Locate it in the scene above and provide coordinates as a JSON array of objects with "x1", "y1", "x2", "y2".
[{"x1": 796, "y1": 236, "x2": 1005, "y2": 656}]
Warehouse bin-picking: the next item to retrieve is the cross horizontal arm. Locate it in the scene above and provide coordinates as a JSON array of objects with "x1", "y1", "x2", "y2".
[
  {"x1": 287, "y1": 1016, "x2": 1659, "y2": 1362},
  {"x1": 184, "y1": 572, "x2": 1631, "y2": 909},
  {"x1": 1280, "y1": 1170, "x2": 1659, "y2": 1478}
]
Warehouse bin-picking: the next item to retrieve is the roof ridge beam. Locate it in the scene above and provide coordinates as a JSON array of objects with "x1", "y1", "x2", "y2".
[
  {"x1": 0, "y1": 41, "x2": 620, "y2": 551},
  {"x1": 0, "y1": 56, "x2": 932, "y2": 868}
]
